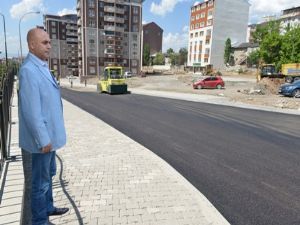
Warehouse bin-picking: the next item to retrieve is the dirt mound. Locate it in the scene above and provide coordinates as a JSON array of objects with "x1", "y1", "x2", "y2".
[{"x1": 258, "y1": 78, "x2": 285, "y2": 94}]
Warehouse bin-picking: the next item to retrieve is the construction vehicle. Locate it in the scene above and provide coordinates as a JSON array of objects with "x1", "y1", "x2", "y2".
[
  {"x1": 97, "y1": 66, "x2": 128, "y2": 94},
  {"x1": 258, "y1": 63, "x2": 300, "y2": 83},
  {"x1": 258, "y1": 64, "x2": 283, "y2": 80},
  {"x1": 281, "y1": 63, "x2": 300, "y2": 83}
]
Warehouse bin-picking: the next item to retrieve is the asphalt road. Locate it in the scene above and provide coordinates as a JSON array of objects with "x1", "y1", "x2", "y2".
[{"x1": 61, "y1": 88, "x2": 300, "y2": 225}]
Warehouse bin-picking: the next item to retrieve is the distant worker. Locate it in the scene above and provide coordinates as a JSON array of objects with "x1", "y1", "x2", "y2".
[{"x1": 18, "y1": 27, "x2": 69, "y2": 225}]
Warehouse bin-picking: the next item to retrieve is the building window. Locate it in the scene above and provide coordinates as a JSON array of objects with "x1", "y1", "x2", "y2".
[
  {"x1": 208, "y1": 10, "x2": 213, "y2": 17},
  {"x1": 89, "y1": 20, "x2": 96, "y2": 27},
  {"x1": 205, "y1": 39, "x2": 210, "y2": 44},
  {"x1": 207, "y1": 19, "x2": 212, "y2": 26},
  {"x1": 201, "y1": 4, "x2": 206, "y2": 9},
  {"x1": 200, "y1": 31, "x2": 204, "y2": 36},
  {"x1": 132, "y1": 25, "x2": 138, "y2": 32},
  {"x1": 205, "y1": 48, "x2": 210, "y2": 55},
  {"x1": 191, "y1": 16, "x2": 195, "y2": 21},
  {"x1": 200, "y1": 22, "x2": 205, "y2": 27},
  {"x1": 200, "y1": 12, "x2": 205, "y2": 18},
  {"x1": 133, "y1": 6, "x2": 139, "y2": 14},
  {"x1": 132, "y1": 34, "x2": 137, "y2": 41},
  {"x1": 51, "y1": 21, "x2": 56, "y2": 26},
  {"x1": 195, "y1": 32, "x2": 198, "y2": 37},
  {"x1": 90, "y1": 66, "x2": 95, "y2": 73},
  {"x1": 88, "y1": 0, "x2": 95, "y2": 7},
  {"x1": 191, "y1": 24, "x2": 194, "y2": 30},
  {"x1": 132, "y1": 60, "x2": 137, "y2": 66},
  {"x1": 195, "y1": 23, "x2": 199, "y2": 28},
  {"x1": 89, "y1": 9, "x2": 95, "y2": 17},
  {"x1": 190, "y1": 33, "x2": 193, "y2": 38},
  {"x1": 196, "y1": 14, "x2": 200, "y2": 20},
  {"x1": 208, "y1": 1, "x2": 214, "y2": 6},
  {"x1": 133, "y1": 16, "x2": 138, "y2": 23}
]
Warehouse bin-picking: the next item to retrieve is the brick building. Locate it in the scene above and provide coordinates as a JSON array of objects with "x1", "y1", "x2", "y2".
[
  {"x1": 44, "y1": 14, "x2": 79, "y2": 78},
  {"x1": 77, "y1": 0, "x2": 144, "y2": 79},
  {"x1": 187, "y1": 0, "x2": 250, "y2": 70},
  {"x1": 143, "y1": 22, "x2": 163, "y2": 55}
]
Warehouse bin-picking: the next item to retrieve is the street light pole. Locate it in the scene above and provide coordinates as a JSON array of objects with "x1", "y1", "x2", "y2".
[
  {"x1": 0, "y1": 13, "x2": 8, "y2": 68},
  {"x1": 18, "y1": 11, "x2": 40, "y2": 63}
]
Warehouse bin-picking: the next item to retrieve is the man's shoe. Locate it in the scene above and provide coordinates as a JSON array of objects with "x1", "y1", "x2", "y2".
[{"x1": 49, "y1": 207, "x2": 69, "y2": 216}]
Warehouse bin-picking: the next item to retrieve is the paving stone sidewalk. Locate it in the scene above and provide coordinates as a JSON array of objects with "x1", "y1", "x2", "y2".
[
  {"x1": 1, "y1": 87, "x2": 229, "y2": 225},
  {"x1": 50, "y1": 100, "x2": 229, "y2": 225}
]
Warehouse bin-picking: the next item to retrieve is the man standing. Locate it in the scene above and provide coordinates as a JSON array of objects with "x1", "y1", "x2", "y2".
[{"x1": 19, "y1": 28, "x2": 69, "y2": 225}]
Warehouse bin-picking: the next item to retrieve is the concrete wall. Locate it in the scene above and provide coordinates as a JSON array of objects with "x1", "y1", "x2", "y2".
[{"x1": 211, "y1": 0, "x2": 249, "y2": 70}]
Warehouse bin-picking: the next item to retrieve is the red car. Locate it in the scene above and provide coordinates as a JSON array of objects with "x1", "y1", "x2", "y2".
[{"x1": 193, "y1": 76, "x2": 225, "y2": 89}]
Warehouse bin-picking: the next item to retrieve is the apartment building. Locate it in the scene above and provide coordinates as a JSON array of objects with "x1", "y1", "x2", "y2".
[
  {"x1": 247, "y1": 6, "x2": 300, "y2": 42},
  {"x1": 77, "y1": 0, "x2": 143, "y2": 79},
  {"x1": 188, "y1": 0, "x2": 250, "y2": 70},
  {"x1": 44, "y1": 14, "x2": 79, "y2": 78},
  {"x1": 143, "y1": 22, "x2": 163, "y2": 55}
]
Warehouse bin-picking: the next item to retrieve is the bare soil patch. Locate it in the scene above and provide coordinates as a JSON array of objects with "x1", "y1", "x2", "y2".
[{"x1": 126, "y1": 73, "x2": 300, "y2": 110}]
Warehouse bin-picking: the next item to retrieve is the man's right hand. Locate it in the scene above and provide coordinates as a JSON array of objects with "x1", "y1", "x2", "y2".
[{"x1": 41, "y1": 143, "x2": 52, "y2": 153}]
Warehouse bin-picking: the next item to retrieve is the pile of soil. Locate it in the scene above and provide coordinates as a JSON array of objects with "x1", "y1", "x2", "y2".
[{"x1": 258, "y1": 78, "x2": 285, "y2": 94}]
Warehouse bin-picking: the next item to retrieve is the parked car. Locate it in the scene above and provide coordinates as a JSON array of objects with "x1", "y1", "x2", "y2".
[
  {"x1": 193, "y1": 76, "x2": 225, "y2": 89},
  {"x1": 278, "y1": 80, "x2": 300, "y2": 97},
  {"x1": 124, "y1": 71, "x2": 132, "y2": 78}
]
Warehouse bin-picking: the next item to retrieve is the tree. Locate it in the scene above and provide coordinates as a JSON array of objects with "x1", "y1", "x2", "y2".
[
  {"x1": 169, "y1": 53, "x2": 178, "y2": 65},
  {"x1": 166, "y1": 48, "x2": 174, "y2": 56},
  {"x1": 247, "y1": 50, "x2": 260, "y2": 67},
  {"x1": 224, "y1": 38, "x2": 232, "y2": 65},
  {"x1": 279, "y1": 26, "x2": 300, "y2": 65},
  {"x1": 143, "y1": 44, "x2": 150, "y2": 66},
  {"x1": 152, "y1": 52, "x2": 165, "y2": 65},
  {"x1": 178, "y1": 48, "x2": 188, "y2": 65},
  {"x1": 252, "y1": 21, "x2": 281, "y2": 44}
]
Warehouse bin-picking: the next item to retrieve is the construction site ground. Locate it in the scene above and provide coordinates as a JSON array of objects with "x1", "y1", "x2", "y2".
[{"x1": 124, "y1": 72, "x2": 300, "y2": 111}]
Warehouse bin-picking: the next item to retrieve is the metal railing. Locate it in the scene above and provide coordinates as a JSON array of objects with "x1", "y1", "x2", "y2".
[{"x1": 0, "y1": 66, "x2": 16, "y2": 177}]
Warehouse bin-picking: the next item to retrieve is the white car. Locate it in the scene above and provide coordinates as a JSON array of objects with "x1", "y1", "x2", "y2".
[{"x1": 124, "y1": 71, "x2": 132, "y2": 78}]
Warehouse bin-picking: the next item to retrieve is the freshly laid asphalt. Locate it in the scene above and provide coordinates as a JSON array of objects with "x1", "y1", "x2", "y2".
[
  {"x1": 0, "y1": 78, "x2": 299, "y2": 225},
  {"x1": 1, "y1": 81, "x2": 230, "y2": 225}
]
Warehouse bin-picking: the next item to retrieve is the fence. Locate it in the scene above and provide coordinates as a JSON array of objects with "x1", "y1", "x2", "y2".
[{"x1": 0, "y1": 66, "x2": 16, "y2": 177}]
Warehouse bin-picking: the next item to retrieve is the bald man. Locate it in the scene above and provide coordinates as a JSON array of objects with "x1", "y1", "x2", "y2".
[{"x1": 19, "y1": 28, "x2": 68, "y2": 225}]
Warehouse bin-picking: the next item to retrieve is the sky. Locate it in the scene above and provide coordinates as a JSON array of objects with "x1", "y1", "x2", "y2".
[{"x1": 0, "y1": 0, "x2": 299, "y2": 57}]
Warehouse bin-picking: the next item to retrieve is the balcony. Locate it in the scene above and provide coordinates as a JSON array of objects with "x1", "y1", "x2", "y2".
[
  {"x1": 115, "y1": 8, "x2": 124, "y2": 14},
  {"x1": 104, "y1": 25, "x2": 115, "y2": 31},
  {"x1": 66, "y1": 31, "x2": 77, "y2": 36},
  {"x1": 115, "y1": 26, "x2": 124, "y2": 32},
  {"x1": 115, "y1": 17, "x2": 124, "y2": 23},
  {"x1": 104, "y1": 6, "x2": 115, "y2": 13},
  {"x1": 66, "y1": 24, "x2": 77, "y2": 29},
  {"x1": 66, "y1": 38, "x2": 78, "y2": 43},
  {"x1": 104, "y1": 16, "x2": 115, "y2": 22}
]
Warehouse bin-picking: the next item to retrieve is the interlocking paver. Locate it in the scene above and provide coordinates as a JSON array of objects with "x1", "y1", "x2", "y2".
[{"x1": 1, "y1": 85, "x2": 230, "y2": 225}]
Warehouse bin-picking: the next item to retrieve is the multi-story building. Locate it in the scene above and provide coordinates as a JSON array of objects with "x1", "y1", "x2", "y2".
[
  {"x1": 77, "y1": 0, "x2": 143, "y2": 79},
  {"x1": 188, "y1": 0, "x2": 250, "y2": 70},
  {"x1": 248, "y1": 6, "x2": 300, "y2": 42},
  {"x1": 44, "y1": 14, "x2": 79, "y2": 78},
  {"x1": 143, "y1": 22, "x2": 163, "y2": 55},
  {"x1": 280, "y1": 6, "x2": 300, "y2": 32}
]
